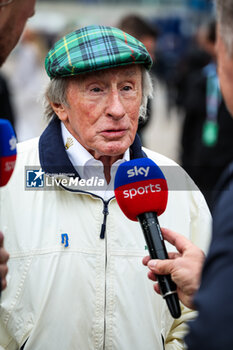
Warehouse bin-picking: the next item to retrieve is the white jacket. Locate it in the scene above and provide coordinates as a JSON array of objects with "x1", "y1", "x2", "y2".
[{"x1": 0, "y1": 119, "x2": 211, "y2": 350}]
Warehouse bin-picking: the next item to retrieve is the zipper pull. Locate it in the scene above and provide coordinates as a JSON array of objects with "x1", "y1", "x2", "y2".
[{"x1": 100, "y1": 202, "x2": 109, "y2": 239}]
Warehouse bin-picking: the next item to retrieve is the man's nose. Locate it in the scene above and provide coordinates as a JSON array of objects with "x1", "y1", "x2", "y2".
[{"x1": 106, "y1": 91, "x2": 125, "y2": 119}]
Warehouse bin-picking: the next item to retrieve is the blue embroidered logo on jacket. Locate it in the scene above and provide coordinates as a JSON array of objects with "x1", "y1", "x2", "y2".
[{"x1": 61, "y1": 233, "x2": 69, "y2": 247}]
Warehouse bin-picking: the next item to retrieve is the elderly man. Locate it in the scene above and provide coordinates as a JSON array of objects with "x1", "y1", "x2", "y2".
[
  {"x1": 0, "y1": 25, "x2": 211, "y2": 350},
  {"x1": 144, "y1": 1, "x2": 233, "y2": 348},
  {"x1": 0, "y1": 0, "x2": 36, "y2": 293}
]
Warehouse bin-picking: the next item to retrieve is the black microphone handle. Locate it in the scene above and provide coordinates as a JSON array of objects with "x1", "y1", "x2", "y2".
[{"x1": 137, "y1": 212, "x2": 181, "y2": 319}]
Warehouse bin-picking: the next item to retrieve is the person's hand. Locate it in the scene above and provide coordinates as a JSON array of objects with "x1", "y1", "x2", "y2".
[
  {"x1": 142, "y1": 228, "x2": 205, "y2": 309},
  {"x1": 0, "y1": 232, "x2": 9, "y2": 291}
]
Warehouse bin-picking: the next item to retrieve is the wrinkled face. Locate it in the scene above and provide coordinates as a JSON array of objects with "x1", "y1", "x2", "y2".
[
  {"x1": 216, "y1": 25, "x2": 233, "y2": 116},
  {"x1": 0, "y1": 0, "x2": 36, "y2": 66},
  {"x1": 53, "y1": 65, "x2": 142, "y2": 164}
]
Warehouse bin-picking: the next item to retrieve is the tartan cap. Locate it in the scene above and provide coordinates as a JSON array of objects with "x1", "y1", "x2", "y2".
[{"x1": 45, "y1": 25, "x2": 153, "y2": 79}]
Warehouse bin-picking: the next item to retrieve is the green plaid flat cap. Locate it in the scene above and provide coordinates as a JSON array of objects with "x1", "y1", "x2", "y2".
[{"x1": 45, "y1": 25, "x2": 153, "y2": 78}]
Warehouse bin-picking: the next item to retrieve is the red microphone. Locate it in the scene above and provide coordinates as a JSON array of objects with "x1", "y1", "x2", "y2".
[
  {"x1": 0, "y1": 119, "x2": 16, "y2": 295},
  {"x1": 0, "y1": 119, "x2": 17, "y2": 187},
  {"x1": 114, "y1": 158, "x2": 181, "y2": 319}
]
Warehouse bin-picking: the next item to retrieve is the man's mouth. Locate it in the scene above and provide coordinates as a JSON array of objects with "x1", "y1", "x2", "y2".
[{"x1": 101, "y1": 129, "x2": 128, "y2": 138}]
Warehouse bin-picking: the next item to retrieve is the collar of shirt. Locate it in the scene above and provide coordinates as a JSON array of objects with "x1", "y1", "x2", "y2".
[{"x1": 61, "y1": 123, "x2": 130, "y2": 200}]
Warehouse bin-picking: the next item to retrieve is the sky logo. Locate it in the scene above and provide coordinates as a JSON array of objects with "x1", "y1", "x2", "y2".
[
  {"x1": 26, "y1": 169, "x2": 45, "y2": 188},
  {"x1": 9, "y1": 135, "x2": 16, "y2": 151},
  {"x1": 127, "y1": 166, "x2": 150, "y2": 178}
]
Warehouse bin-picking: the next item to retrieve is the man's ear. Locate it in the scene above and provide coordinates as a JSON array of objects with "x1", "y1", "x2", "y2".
[{"x1": 50, "y1": 102, "x2": 68, "y2": 122}]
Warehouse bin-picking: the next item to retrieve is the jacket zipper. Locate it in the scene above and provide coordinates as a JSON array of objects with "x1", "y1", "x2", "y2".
[
  {"x1": 101, "y1": 201, "x2": 109, "y2": 349},
  {"x1": 59, "y1": 184, "x2": 111, "y2": 348},
  {"x1": 59, "y1": 186, "x2": 112, "y2": 241},
  {"x1": 100, "y1": 201, "x2": 109, "y2": 239}
]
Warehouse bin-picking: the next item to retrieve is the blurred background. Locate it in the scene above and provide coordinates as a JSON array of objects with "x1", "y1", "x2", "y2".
[{"x1": 2, "y1": 0, "x2": 222, "y2": 207}]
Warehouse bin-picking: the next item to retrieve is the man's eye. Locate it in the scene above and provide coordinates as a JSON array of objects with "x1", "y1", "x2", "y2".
[
  {"x1": 91, "y1": 87, "x2": 102, "y2": 92},
  {"x1": 122, "y1": 85, "x2": 132, "y2": 91}
]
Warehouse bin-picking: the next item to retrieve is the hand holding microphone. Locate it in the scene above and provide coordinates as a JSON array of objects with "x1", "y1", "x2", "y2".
[
  {"x1": 114, "y1": 158, "x2": 181, "y2": 319},
  {"x1": 0, "y1": 232, "x2": 9, "y2": 292},
  {"x1": 0, "y1": 119, "x2": 16, "y2": 295},
  {"x1": 143, "y1": 228, "x2": 205, "y2": 309}
]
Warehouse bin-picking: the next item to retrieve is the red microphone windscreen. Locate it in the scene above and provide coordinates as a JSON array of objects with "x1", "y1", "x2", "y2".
[
  {"x1": 114, "y1": 158, "x2": 168, "y2": 221},
  {"x1": 0, "y1": 119, "x2": 17, "y2": 187}
]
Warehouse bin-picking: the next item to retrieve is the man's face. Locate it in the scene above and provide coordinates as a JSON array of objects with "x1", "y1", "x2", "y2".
[
  {"x1": 0, "y1": 0, "x2": 36, "y2": 66},
  {"x1": 53, "y1": 65, "x2": 142, "y2": 163},
  {"x1": 216, "y1": 25, "x2": 233, "y2": 116}
]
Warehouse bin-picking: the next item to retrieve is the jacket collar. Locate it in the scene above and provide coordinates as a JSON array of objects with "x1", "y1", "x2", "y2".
[
  {"x1": 39, "y1": 116, "x2": 147, "y2": 176},
  {"x1": 214, "y1": 161, "x2": 233, "y2": 193}
]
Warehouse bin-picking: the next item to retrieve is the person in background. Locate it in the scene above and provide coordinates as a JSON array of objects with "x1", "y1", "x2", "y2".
[
  {"x1": 144, "y1": 1, "x2": 233, "y2": 348},
  {"x1": 8, "y1": 26, "x2": 49, "y2": 141},
  {"x1": 180, "y1": 19, "x2": 233, "y2": 211},
  {"x1": 0, "y1": 0, "x2": 36, "y2": 67},
  {"x1": 0, "y1": 25, "x2": 211, "y2": 350},
  {"x1": 117, "y1": 14, "x2": 158, "y2": 61},
  {"x1": 0, "y1": 0, "x2": 36, "y2": 293},
  {"x1": 117, "y1": 14, "x2": 158, "y2": 141}
]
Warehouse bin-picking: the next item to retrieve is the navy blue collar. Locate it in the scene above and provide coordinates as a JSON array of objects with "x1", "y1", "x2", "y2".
[
  {"x1": 214, "y1": 161, "x2": 233, "y2": 193},
  {"x1": 39, "y1": 116, "x2": 146, "y2": 176}
]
